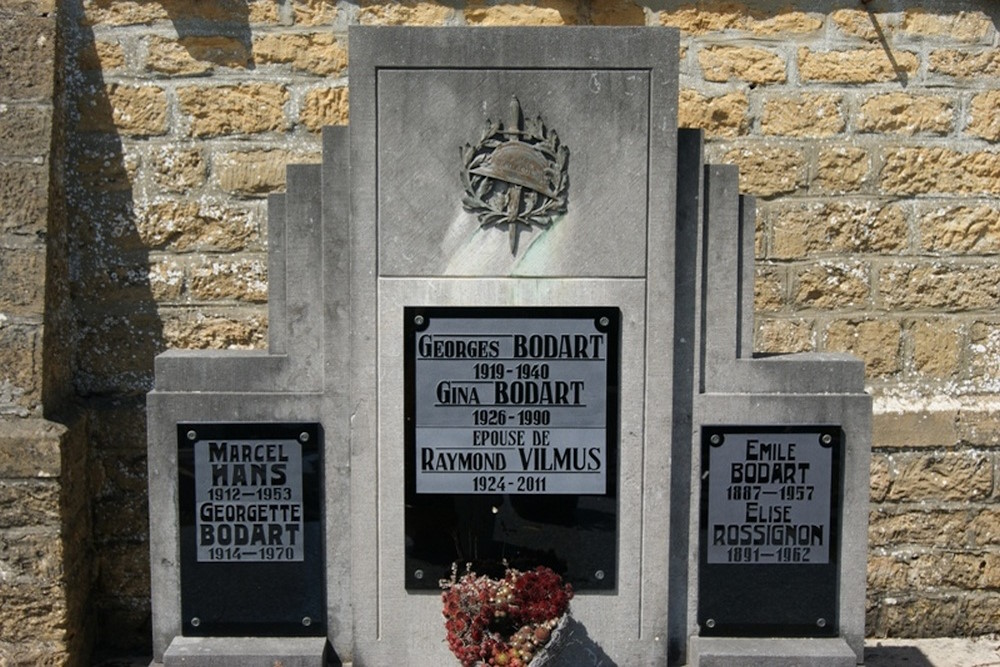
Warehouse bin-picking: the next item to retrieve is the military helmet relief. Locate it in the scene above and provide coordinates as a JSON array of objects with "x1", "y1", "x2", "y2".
[{"x1": 461, "y1": 97, "x2": 570, "y2": 256}]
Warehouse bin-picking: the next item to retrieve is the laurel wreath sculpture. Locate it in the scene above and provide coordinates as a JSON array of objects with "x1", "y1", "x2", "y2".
[{"x1": 461, "y1": 97, "x2": 569, "y2": 255}]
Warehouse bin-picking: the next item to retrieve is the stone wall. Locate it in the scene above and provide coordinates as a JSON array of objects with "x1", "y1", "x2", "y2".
[
  {"x1": 0, "y1": 0, "x2": 93, "y2": 664},
  {"x1": 7, "y1": 0, "x2": 995, "y2": 659}
]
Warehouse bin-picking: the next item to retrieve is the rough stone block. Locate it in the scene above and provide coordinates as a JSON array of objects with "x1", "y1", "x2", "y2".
[
  {"x1": 81, "y1": 0, "x2": 262, "y2": 26},
  {"x1": 216, "y1": 149, "x2": 319, "y2": 195},
  {"x1": 874, "y1": 595, "x2": 964, "y2": 637},
  {"x1": 793, "y1": 260, "x2": 870, "y2": 309},
  {"x1": 956, "y1": 400, "x2": 1000, "y2": 446},
  {"x1": 720, "y1": 145, "x2": 805, "y2": 198},
  {"x1": 591, "y1": 1, "x2": 647, "y2": 26},
  {"x1": 76, "y1": 83, "x2": 168, "y2": 136},
  {"x1": 857, "y1": 92, "x2": 954, "y2": 136},
  {"x1": 868, "y1": 508, "x2": 973, "y2": 549},
  {"x1": 78, "y1": 39, "x2": 125, "y2": 71},
  {"x1": 873, "y1": 401, "x2": 958, "y2": 448},
  {"x1": 0, "y1": 528, "x2": 64, "y2": 586},
  {"x1": 879, "y1": 262, "x2": 1000, "y2": 310},
  {"x1": 753, "y1": 264, "x2": 784, "y2": 312},
  {"x1": 967, "y1": 90, "x2": 1000, "y2": 141},
  {"x1": 824, "y1": 319, "x2": 900, "y2": 376},
  {"x1": 901, "y1": 9, "x2": 992, "y2": 42},
  {"x1": 928, "y1": 49, "x2": 1000, "y2": 78},
  {"x1": 0, "y1": 245, "x2": 46, "y2": 314},
  {"x1": 885, "y1": 451, "x2": 993, "y2": 501},
  {"x1": 178, "y1": 84, "x2": 288, "y2": 137},
  {"x1": 0, "y1": 583, "x2": 68, "y2": 643},
  {"x1": 146, "y1": 35, "x2": 251, "y2": 75},
  {"x1": 911, "y1": 318, "x2": 961, "y2": 377},
  {"x1": 135, "y1": 200, "x2": 258, "y2": 252},
  {"x1": 0, "y1": 479, "x2": 60, "y2": 528},
  {"x1": 754, "y1": 317, "x2": 815, "y2": 354},
  {"x1": 149, "y1": 147, "x2": 207, "y2": 194},
  {"x1": 0, "y1": 104, "x2": 51, "y2": 158},
  {"x1": 748, "y1": 10, "x2": 821, "y2": 35},
  {"x1": 464, "y1": 1, "x2": 579, "y2": 26},
  {"x1": 253, "y1": 33, "x2": 347, "y2": 75},
  {"x1": 0, "y1": 14, "x2": 55, "y2": 101},
  {"x1": 0, "y1": 418, "x2": 66, "y2": 478},
  {"x1": 161, "y1": 310, "x2": 267, "y2": 350},
  {"x1": 300, "y1": 87, "x2": 349, "y2": 132},
  {"x1": 770, "y1": 201, "x2": 906, "y2": 259},
  {"x1": 70, "y1": 144, "x2": 136, "y2": 192},
  {"x1": 188, "y1": 257, "x2": 268, "y2": 302},
  {"x1": 358, "y1": 0, "x2": 454, "y2": 26},
  {"x1": 814, "y1": 146, "x2": 870, "y2": 193},
  {"x1": 761, "y1": 93, "x2": 844, "y2": 137},
  {"x1": 678, "y1": 90, "x2": 747, "y2": 137},
  {"x1": 831, "y1": 8, "x2": 892, "y2": 41},
  {"x1": 659, "y1": 2, "x2": 747, "y2": 34},
  {"x1": 292, "y1": 0, "x2": 339, "y2": 26},
  {"x1": 799, "y1": 47, "x2": 918, "y2": 83},
  {"x1": 0, "y1": 163, "x2": 48, "y2": 235},
  {"x1": 699, "y1": 44, "x2": 786, "y2": 83}
]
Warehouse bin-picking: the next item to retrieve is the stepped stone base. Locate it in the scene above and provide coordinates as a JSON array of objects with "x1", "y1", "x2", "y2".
[
  {"x1": 161, "y1": 637, "x2": 329, "y2": 667},
  {"x1": 689, "y1": 637, "x2": 858, "y2": 667}
]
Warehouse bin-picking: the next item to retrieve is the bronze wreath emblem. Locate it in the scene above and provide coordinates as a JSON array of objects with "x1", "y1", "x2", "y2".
[{"x1": 461, "y1": 97, "x2": 569, "y2": 255}]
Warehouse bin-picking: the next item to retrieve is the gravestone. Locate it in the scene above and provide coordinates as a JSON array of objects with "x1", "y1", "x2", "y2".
[{"x1": 146, "y1": 26, "x2": 870, "y2": 667}]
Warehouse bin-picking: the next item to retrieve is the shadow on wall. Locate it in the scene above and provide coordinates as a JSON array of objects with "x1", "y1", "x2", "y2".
[{"x1": 62, "y1": 0, "x2": 252, "y2": 658}]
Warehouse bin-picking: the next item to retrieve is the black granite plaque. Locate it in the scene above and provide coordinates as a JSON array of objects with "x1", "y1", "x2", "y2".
[
  {"x1": 178, "y1": 422, "x2": 324, "y2": 636},
  {"x1": 403, "y1": 306, "x2": 620, "y2": 591},
  {"x1": 698, "y1": 426, "x2": 841, "y2": 637}
]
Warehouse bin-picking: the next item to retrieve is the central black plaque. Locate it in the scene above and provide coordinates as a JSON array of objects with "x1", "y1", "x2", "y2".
[
  {"x1": 178, "y1": 422, "x2": 325, "y2": 636},
  {"x1": 698, "y1": 426, "x2": 842, "y2": 637},
  {"x1": 404, "y1": 306, "x2": 620, "y2": 591}
]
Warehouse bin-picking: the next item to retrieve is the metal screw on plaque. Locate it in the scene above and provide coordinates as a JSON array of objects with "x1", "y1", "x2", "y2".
[
  {"x1": 186, "y1": 430, "x2": 197, "y2": 441},
  {"x1": 817, "y1": 618, "x2": 827, "y2": 628},
  {"x1": 594, "y1": 570, "x2": 605, "y2": 581},
  {"x1": 190, "y1": 617, "x2": 201, "y2": 628},
  {"x1": 414, "y1": 315, "x2": 425, "y2": 326},
  {"x1": 414, "y1": 569, "x2": 424, "y2": 580},
  {"x1": 705, "y1": 619, "x2": 716, "y2": 629},
  {"x1": 299, "y1": 431, "x2": 310, "y2": 443},
  {"x1": 302, "y1": 617, "x2": 312, "y2": 627},
  {"x1": 599, "y1": 316, "x2": 609, "y2": 327},
  {"x1": 709, "y1": 434, "x2": 722, "y2": 446},
  {"x1": 820, "y1": 433, "x2": 833, "y2": 446}
]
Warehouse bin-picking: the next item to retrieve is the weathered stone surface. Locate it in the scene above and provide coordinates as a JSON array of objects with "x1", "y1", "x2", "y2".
[
  {"x1": 292, "y1": 0, "x2": 339, "y2": 26},
  {"x1": 253, "y1": 33, "x2": 347, "y2": 75},
  {"x1": 813, "y1": 146, "x2": 871, "y2": 193},
  {"x1": 300, "y1": 87, "x2": 350, "y2": 132},
  {"x1": 869, "y1": 508, "x2": 978, "y2": 549},
  {"x1": 760, "y1": 93, "x2": 844, "y2": 137},
  {"x1": 770, "y1": 201, "x2": 907, "y2": 259},
  {"x1": 0, "y1": 479, "x2": 60, "y2": 528},
  {"x1": 747, "y1": 10, "x2": 821, "y2": 35},
  {"x1": 870, "y1": 454, "x2": 890, "y2": 502},
  {"x1": 216, "y1": 148, "x2": 319, "y2": 195},
  {"x1": 149, "y1": 146, "x2": 207, "y2": 193},
  {"x1": 146, "y1": 35, "x2": 251, "y2": 75},
  {"x1": 857, "y1": 93, "x2": 954, "y2": 136},
  {"x1": 885, "y1": 451, "x2": 993, "y2": 501},
  {"x1": 825, "y1": 318, "x2": 900, "y2": 376},
  {"x1": 831, "y1": 8, "x2": 891, "y2": 41},
  {"x1": 678, "y1": 89, "x2": 747, "y2": 137},
  {"x1": 911, "y1": 319, "x2": 961, "y2": 378},
  {"x1": 95, "y1": 542, "x2": 150, "y2": 599},
  {"x1": 465, "y1": 0, "x2": 579, "y2": 26},
  {"x1": 0, "y1": 418, "x2": 66, "y2": 478},
  {"x1": 178, "y1": 84, "x2": 288, "y2": 137},
  {"x1": 76, "y1": 84, "x2": 168, "y2": 136},
  {"x1": 880, "y1": 263, "x2": 1000, "y2": 311},
  {"x1": 591, "y1": 1, "x2": 646, "y2": 26},
  {"x1": 0, "y1": 321, "x2": 39, "y2": 412},
  {"x1": 0, "y1": 104, "x2": 51, "y2": 157},
  {"x1": 359, "y1": 0, "x2": 454, "y2": 25},
  {"x1": 0, "y1": 582, "x2": 68, "y2": 643},
  {"x1": 901, "y1": 9, "x2": 992, "y2": 43},
  {"x1": 659, "y1": 1, "x2": 747, "y2": 34},
  {"x1": 753, "y1": 264, "x2": 784, "y2": 312},
  {"x1": 967, "y1": 90, "x2": 1000, "y2": 141},
  {"x1": 873, "y1": 400, "x2": 959, "y2": 448},
  {"x1": 799, "y1": 47, "x2": 918, "y2": 83},
  {"x1": 720, "y1": 145, "x2": 805, "y2": 197},
  {"x1": 0, "y1": 15, "x2": 55, "y2": 101},
  {"x1": 957, "y1": 401, "x2": 1000, "y2": 447},
  {"x1": 188, "y1": 257, "x2": 268, "y2": 302},
  {"x1": 0, "y1": 163, "x2": 48, "y2": 235},
  {"x1": 873, "y1": 595, "x2": 964, "y2": 637},
  {"x1": 78, "y1": 39, "x2": 126, "y2": 72},
  {"x1": 0, "y1": 528, "x2": 64, "y2": 586},
  {"x1": 161, "y1": 311, "x2": 267, "y2": 349},
  {"x1": 699, "y1": 45, "x2": 786, "y2": 84},
  {"x1": 793, "y1": 260, "x2": 870, "y2": 309},
  {"x1": 920, "y1": 203, "x2": 1000, "y2": 254},
  {"x1": 969, "y1": 322, "x2": 1000, "y2": 385},
  {"x1": 0, "y1": 246, "x2": 46, "y2": 313},
  {"x1": 929, "y1": 49, "x2": 1000, "y2": 78},
  {"x1": 135, "y1": 200, "x2": 258, "y2": 252},
  {"x1": 881, "y1": 148, "x2": 1000, "y2": 195},
  {"x1": 754, "y1": 317, "x2": 815, "y2": 354},
  {"x1": 81, "y1": 0, "x2": 267, "y2": 25}
]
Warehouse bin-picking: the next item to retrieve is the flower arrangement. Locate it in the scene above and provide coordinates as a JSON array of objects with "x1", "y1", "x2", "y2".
[{"x1": 441, "y1": 564, "x2": 573, "y2": 667}]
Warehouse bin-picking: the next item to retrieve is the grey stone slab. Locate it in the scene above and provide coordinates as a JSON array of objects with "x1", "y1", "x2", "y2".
[
  {"x1": 163, "y1": 637, "x2": 327, "y2": 667},
  {"x1": 689, "y1": 637, "x2": 857, "y2": 667},
  {"x1": 266, "y1": 193, "x2": 287, "y2": 356},
  {"x1": 348, "y1": 25, "x2": 679, "y2": 666}
]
